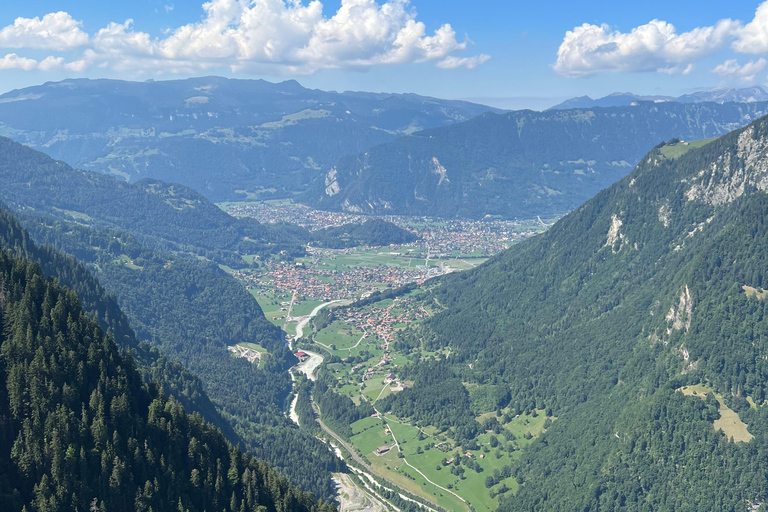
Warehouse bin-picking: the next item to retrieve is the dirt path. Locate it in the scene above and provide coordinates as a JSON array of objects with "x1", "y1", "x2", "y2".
[
  {"x1": 372, "y1": 382, "x2": 390, "y2": 404},
  {"x1": 345, "y1": 331, "x2": 368, "y2": 351},
  {"x1": 313, "y1": 402, "x2": 446, "y2": 512},
  {"x1": 374, "y1": 407, "x2": 468, "y2": 509},
  {"x1": 283, "y1": 292, "x2": 296, "y2": 337},
  {"x1": 316, "y1": 330, "x2": 368, "y2": 352}
]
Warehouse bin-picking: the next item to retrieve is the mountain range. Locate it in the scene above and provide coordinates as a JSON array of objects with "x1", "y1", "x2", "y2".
[
  {"x1": 304, "y1": 101, "x2": 768, "y2": 219},
  {"x1": 0, "y1": 77, "x2": 498, "y2": 201},
  {"x1": 550, "y1": 86, "x2": 768, "y2": 110}
]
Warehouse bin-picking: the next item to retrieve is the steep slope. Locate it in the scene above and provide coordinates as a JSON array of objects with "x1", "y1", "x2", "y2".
[
  {"x1": 0, "y1": 136, "x2": 308, "y2": 265},
  {"x1": 10, "y1": 211, "x2": 344, "y2": 498},
  {"x1": 306, "y1": 101, "x2": 768, "y2": 219},
  {"x1": 0, "y1": 247, "x2": 335, "y2": 512},
  {"x1": 405, "y1": 115, "x2": 768, "y2": 510},
  {"x1": 0, "y1": 206, "x2": 234, "y2": 439},
  {"x1": 0, "y1": 77, "x2": 498, "y2": 200}
]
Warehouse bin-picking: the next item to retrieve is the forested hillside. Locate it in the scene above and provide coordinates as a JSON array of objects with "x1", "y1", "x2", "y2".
[
  {"x1": 0, "y1": 136, "x2": 306, "y2": 266},
  {"x1": 392, "y1": 117, "x2": 768, "y2": 509},
  {"x1": 306, "y1": 101, "x2": 768, "y2": 219},
  {"x1": 0, "y1": 246, "x2": 335, "y2": 512},
  {"x1": 0, "y1": 206, "x2": 231, "y2": 436},
  {"x1": 13, "y1": 212, "x2": 344, "y2": 498},
  {"x1": 0, "y1": 77, "x2": 497, "y2": 200},
  {"x1": 311, "y1": 219, "x2": 418, "y2": 249}
]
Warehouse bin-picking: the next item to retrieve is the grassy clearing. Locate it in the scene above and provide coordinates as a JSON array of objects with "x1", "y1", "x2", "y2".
[
  {"x1": 251, "y1": 290, "x2": 294, "y2": 328},
  {"x1": 291, "y1": 298, "x2": 325, "y2": 317},
  {"x1": 659, "y1": 138, "x2": 717, "y2": 159},
  {"x1": 315, "y1": 320, "x2": 366, "y2": 350},
  {"x1": 743, "y1": 285, "x2": 768, "y2": 300},
  {"x1": 238, "y1": 342, "x2": 267, "y2": 353},
  {"x1": 678, "y1": 384, "x2": 753, "y2": 442},
  {"x1": 347, "y1": 409, "x2": 551, "y2": 512},
  {"x1": 117, "y1": 254, "x2": 143, "y2": 270}
]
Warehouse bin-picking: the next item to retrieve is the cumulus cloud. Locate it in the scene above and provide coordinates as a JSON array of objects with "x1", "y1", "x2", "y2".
[
  {"x1": 0, "y1": 52, "x2": 86, "y2": 71},
  {"x1": 554, "y1": 19, "x2": 740, "y2": 77},
  {"x1": 0, "y1": 53, "x2": 38, "y2": 71},
  {"x1": 733, "y1": 2, "x2": 768, "y2": 54},
  {"x1": 712, "y1": 58, "x2": 767, "y2": 83},
  {"x1": 0, "y1": 12, "x2": 89, "y2": 51},
  {"x1": 0, "y1": 0, "x2": 487, "y2": 75}
]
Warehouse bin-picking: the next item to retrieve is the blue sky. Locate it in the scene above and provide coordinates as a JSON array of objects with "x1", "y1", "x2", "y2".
[{"x1": 0, "y1": 0, "x2": 766, "y2": 109}]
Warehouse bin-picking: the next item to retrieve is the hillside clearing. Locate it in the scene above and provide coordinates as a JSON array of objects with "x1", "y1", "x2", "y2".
[{"x1": 678, "y1": 385, "x2": 753, "y2": 442}]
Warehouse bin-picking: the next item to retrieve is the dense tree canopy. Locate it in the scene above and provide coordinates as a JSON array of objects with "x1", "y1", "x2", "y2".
[{"x1": 0, "y1": 248, "x2": 335, "y2": 512}]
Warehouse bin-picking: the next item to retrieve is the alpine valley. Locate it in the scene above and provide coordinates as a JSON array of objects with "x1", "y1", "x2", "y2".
[{"x1": 2, "y1": 74, "x2": 768, "y2": 512}]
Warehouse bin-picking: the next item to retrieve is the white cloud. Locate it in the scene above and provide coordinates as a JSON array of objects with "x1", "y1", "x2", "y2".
[
  {"x1": 0, "y1": 52, "x2": 86, "y2": 71},
  {"x1": 437, "y1": 54, "x2": 490, "y2": 70},
  {"x1": 554, "y1": 19, "x2": 740, "y2": 77},
  {"x1": 712, "y1": 58, "x2": 767, "y2": 83},
  {"x1": 0, "y1": 0, "x2": 487, "y2": 75},
  {"x1": 733, "y1": 2, "x2": 768, "y2": 54},
  {"x1": 0, "y1": 53, "x2": 38, "y2": 70},
  {"x1": 0, "y1": 12, "x2": 89, "y2": 51}
]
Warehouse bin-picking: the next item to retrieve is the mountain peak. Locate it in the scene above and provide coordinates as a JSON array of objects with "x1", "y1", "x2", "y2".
[{"x1": 550, "y1": 86, "x2": 768, "y2": 110}]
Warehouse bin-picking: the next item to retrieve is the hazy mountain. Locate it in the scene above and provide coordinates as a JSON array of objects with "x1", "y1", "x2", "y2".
[
  {"x1": 0, "y1": 136, "x2": 308, "y2": 266},
  {"x1": 400, "y1": 113, "x2": 768, "y2": 510},
  {"x1": 305, "y1": 101, "x2": 768, "y2": 219},
  {"x1": 0, "y1": 77, "x2": 499, "y2": 201},
  {"x1": 676, "y1": 86, "x2": 768, "y2": 104},
  {"x1": 550, "y1": 86, "x2": 768, "y2": 110},
  {"x1": 549, "y1": 92, "x2": 674, "y2": 110}
]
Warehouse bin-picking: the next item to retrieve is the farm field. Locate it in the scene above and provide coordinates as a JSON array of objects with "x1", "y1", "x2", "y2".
[
  {"x1": 307, "y1": 292, "x2": 555, "y2": 512},
  {"x1": 347, "y1": 408, "x2": 553, "y2": 512}
]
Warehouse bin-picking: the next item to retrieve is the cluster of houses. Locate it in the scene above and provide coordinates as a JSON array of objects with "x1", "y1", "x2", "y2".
[{"x1": 337, "y1": 297, "x2": 429, "y2": 345}]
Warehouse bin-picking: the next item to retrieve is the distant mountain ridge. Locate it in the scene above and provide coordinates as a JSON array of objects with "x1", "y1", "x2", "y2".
[
  {"x1": 0, "y1": 136, "x2": 308, "y2": 266},
  {"x1": 550, "y1": 86, "x2": 768, "y2": 110},
  {"x1": 304, "y1": 101, "x2": 768, "y2": 219},
  {"x1": 0, "y1": 77, "x2": 499, "y2": 201}
]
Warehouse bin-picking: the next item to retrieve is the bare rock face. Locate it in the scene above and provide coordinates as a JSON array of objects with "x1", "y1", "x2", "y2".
[
  {"x1": 324, "y1": 168, "x2": 340, "y2": 197},
  {"x1": 431, "y1": 157, "x2": 449, "y2": 186},
  {"x1": 604, "y1": 214, "x2": 626, "y2": 253},
  {"x1": 685, "y1": 126, "x2": 768, "y2": 205},
  {"x1": 666, "y1": 285, "x2": 693, "y2": 334}
]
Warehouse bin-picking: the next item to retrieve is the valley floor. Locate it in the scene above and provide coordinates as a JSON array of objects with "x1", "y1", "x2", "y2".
[{"x1": 220, "y1": 200, "x2": 555, "y2": 511}]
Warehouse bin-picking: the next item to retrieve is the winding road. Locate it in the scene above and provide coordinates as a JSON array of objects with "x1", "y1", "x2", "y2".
[
  {"x1": 373, "y1": 407, "x2": 468, "y2": 508},
  {"x1": 313, "y1": 402, "x2": 447, "y2": 512},
  {"x1": 285, "y1": 297, "x2": 452, "y2": 511}
]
